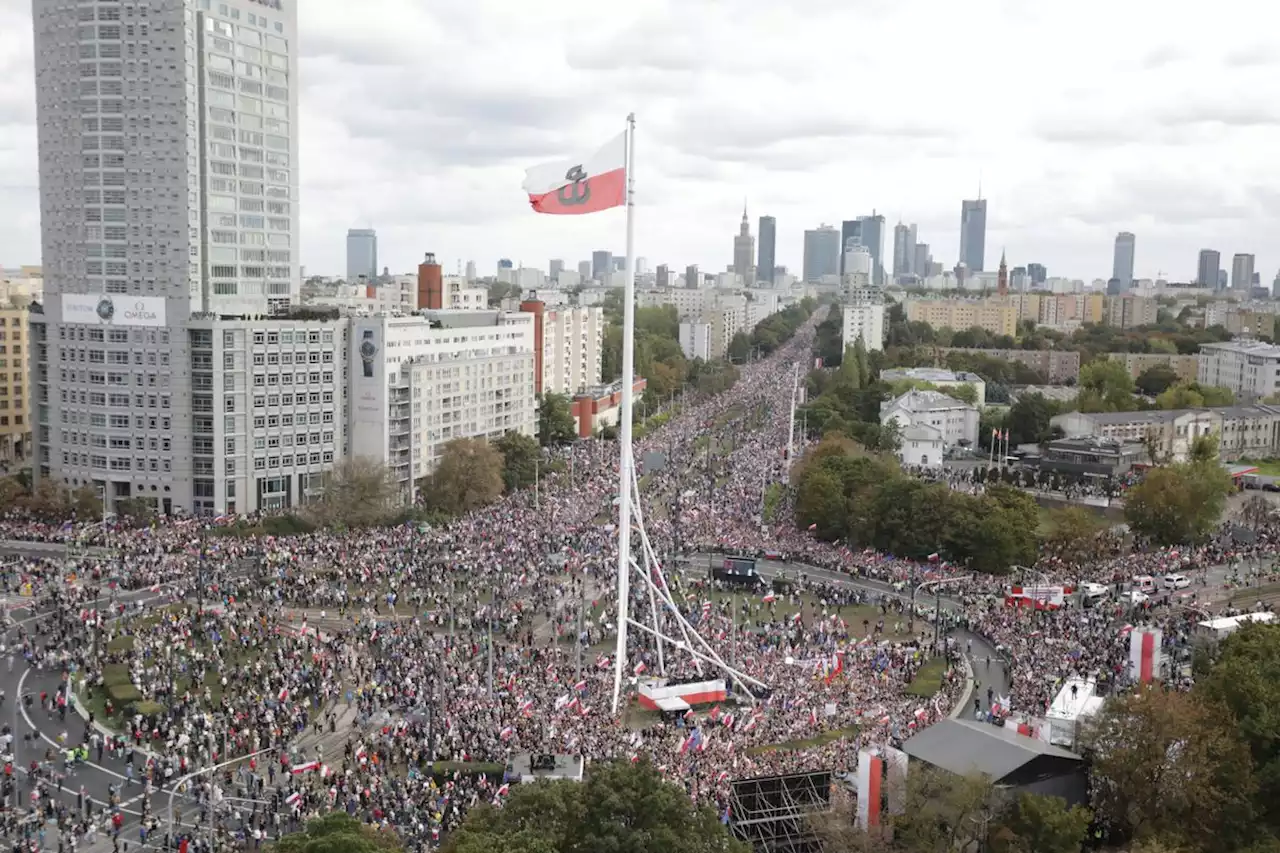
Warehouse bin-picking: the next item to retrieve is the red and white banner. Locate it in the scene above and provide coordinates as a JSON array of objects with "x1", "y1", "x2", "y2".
[
  {"x1": 522, "y1": 132, "x2": 626, "y2": 215},
  {"x1": 1129, "y1": 627, "x2": 1162, "y2": 683},
  {"x1": 856, "y1": 747, "x2": 907, "y2": 830},
  {"x1": 1005, "y1": 585, "x2": 1074, "y2": 610},
  {"x1": 637, "y1": 679, "x2": 727, "y2": 710}
]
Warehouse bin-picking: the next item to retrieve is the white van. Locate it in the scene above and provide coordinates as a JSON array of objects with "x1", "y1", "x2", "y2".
[
  {"x1": 1131, "y1": 575, "x2": 1157, "y2": 594},
  {"x1": 1163, "y1": 573, "x2": 1191, "y2": 590},
  {"x1": 1081, "y1": 582, "x2": 1110, "y2": 602}
]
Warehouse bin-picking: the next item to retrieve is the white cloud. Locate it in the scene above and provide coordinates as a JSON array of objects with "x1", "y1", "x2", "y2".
[{"x1": 1, "y1": 0, "x2": 1279, "y2": 283}]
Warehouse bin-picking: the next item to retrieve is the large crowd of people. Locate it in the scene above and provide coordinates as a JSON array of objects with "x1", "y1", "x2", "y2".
[{"x1": 0, "y1": 309, "x2": 1277, "y2": 852}]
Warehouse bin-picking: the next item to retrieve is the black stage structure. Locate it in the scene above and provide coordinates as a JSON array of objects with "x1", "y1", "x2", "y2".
[{"x1": 728, "y1": 770, "x2": 833, "y2": 853}]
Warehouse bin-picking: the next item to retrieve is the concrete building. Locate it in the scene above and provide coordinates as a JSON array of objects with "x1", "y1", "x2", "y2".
[
  {"x1": 881, "y1": 389, "x2": 979, "y2": 464},
  {"x1": 757, "y1": 215, "x2": 776, "y2": 286},
  {"x1": 903, "y1": 300, "x2": 1018, "y2": 337},
  {"x1": 570, "y1": 377, "x2": 646, "y2": 439},
  {"x1": 803, "y1": 225, "x2": 841, "y2": 283},
  {"x1": 1050, "y1": 409, "x2": 1220, "y2": 463},
  {"x1": 703, "y1": 299, "x2": 746, "y2": 360},
  {"x1": 1197, "y1": 249, "x2": 1221, "y2": 288},
  {"x1": 349, "y1": 311, "x2": 537, "y2": 496},
  {"x1": 1040, "y1": 436, "x2": 1150, "y2": 478},
  {"x1": 937, "y1": 347, "x2": 1080, "y2": 384},
  {"x1": 733, "y1": 207, "x2": 756, "y2": 284},
  {"x1": 959, "y1": 199, "x2": 987, "y2": 272},
  {"x1": 346, "y1": 229, "x2": 378, "y2": 283},
  {"x1": 1232, "y1": 254, "x2": 1256, "y2": 291},
  {"x1": 678, "y1": 322, "x2": 711, "y2": 361},
  {"x1": 684, "y1": 264, "x2": 701, "y2": 290},
  {"x1": 0, "y1": 304, "x2": 30, "y2": 460},
  {"x1": 880, "y1": 367, "x2": 986, "y2": 407},
  {"x1": 1198, "y1": 340, "x2": 1280, "y2": 402},
  {"x1": 31, "y1": 0, "x2": 304, "y2": 514},
  {"x1": 841, "y1": 302, "x2": 885, "y2": 355},
  {"x1": 1105, "y1": 352, "x2": 1201, "y2": 383},
  {"x1": 1105, "y1": 295, "x2": 1158, "y2": 329},
  {"x1": 1112, "y1": 232, "x2": 1136, "y2": 290},
  {"x1": 519, "y1": 300, "x2": 604, "y2": 396}
]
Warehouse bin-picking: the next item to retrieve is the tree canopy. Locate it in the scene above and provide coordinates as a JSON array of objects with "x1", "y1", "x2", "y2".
[
  {"x1": 276, "y1": 813, "x2": 405, "y2": 853},
  {"x1": 442, "y1": 761, "x2": 748, "y2": 853},
  {"x1": 421, "y1": 437, "x2": 505, "y2": 514},
  {"x1": 308, "y1": 457, "x2": 400, "y2": 528},
  {"x1": 1123, "y1": 451, "x2": 1233, "y2": 545},
  {"x1": 538, "y1": 393, "x2": 578, "y2": 446}
]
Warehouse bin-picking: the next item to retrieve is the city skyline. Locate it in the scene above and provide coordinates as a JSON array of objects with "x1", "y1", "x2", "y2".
[{"x1": 2, "y1": 0, "x2": 1279, "y2": 282}]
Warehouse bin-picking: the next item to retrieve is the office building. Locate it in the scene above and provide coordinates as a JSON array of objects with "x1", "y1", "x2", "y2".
[
  {"x1": 1232, "y1": 254, "x2": 1256, "y2": 291},
  {"x1": 913, "y1": 244, "x2": 931, "y2": 280},
  {"x1": 757, "y1": 215, "x2": 776, "y2": 286},
  {"x1": 959, "y1": 199, "x2": 988, "y2": 272},
  {"x1": 591, "y1": 251, "x2": 613, "y2": 281},
  {"x1": 803, "y1": 225, "x2": 841, "y2": 283},
  {"x1": 549, "y1": 259, "x2": 565, "y2": 282},
  {"x1": 577, "y1": 261, "x2": 591, "y2": 281},
  {"x1": 350, "y1": 311, "x2": 536, "y2": 498},
  {"x1": 656, "y1": 265, "x2": 670, "y2": 288},
  {"x1": 519, "y1": 300, "x2": 604, "y2": 396},
  {"x1": 733, "y1": 206, "x2": 756, "y2": 284},
  {"x1": 465, "y1": 261, "x2": 478, "y2": 283},
  {"x1": 1199, "y1": 340, "x2": 1280, "y2": 402},
  {"x1": 30, "y1": 0, "x2": 307, "y2": 515},
  {"x1": 840, "y1": 220, "x2": 862, "y2": 276},
  {"x1": 0, "y1": 304, "x2": 30, "y2": 461},
  {"x1": 858, "y1": 213, "x2": 886, "y2": 286},
  {"x1": 1112, "y1": 232, "x2": 1136, "y2": 290},
  {"x1": 678, "y1": 321, "x2": 711, "y2": 361},
  {"x1": 1027, "y1": 263, "x2": 1047, "y2": 285},
  {"x1": 903, "y1": 300, "x2": 1017, "y2": 337},
  {"x1": 685, "y1": 264, "x2": 701, "y2": 290},
  {"x1": 892, "y1": 222, "x2": 915, "y2": 279},
  {"x1": 346, "y1": 229, "x2": 377, "y2": 283},
  {"x1": 498, "y1": 259, "x2": 514, "y2": 271},
  {"x1": 1197, "y1": 249, "x2": 1220, "y2": 288}
]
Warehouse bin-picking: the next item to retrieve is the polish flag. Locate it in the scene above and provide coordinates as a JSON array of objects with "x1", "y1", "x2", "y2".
[
  {"x1": 495, "y1": 783, "x2": 510, "y2": 797},
  {"x1": 499, "y1": 725, "x2": 515, "y2": 741},
  {"x1": 927, "y1": 553, "x2": 940, "y2": 563},
  {"x1": 573, "y1": 679, "x2": 588, "y2": 693},
  {"x1": 285, "y1": 791, "x2": 301, "y2": 806},
  {"x1": 633, "y1": 661, "x2": 647, "y2": 676},
  {"x1": 1129, "y1": 628, "x2": 1163, "y2": 683},
  {"x1": 762, "y1": 593, "x2": 777, "y2": 604},
  {"x1": 518, "y1": 699, "x2": 535, "y2": 717},
  {"x1": 717, "y1": 770, "x2": 730, "y2": 783},
  {"x1": 808, "y1": 708, "x2": 818, "y2": 726},
  {"x1": 522, "y1": 132, "x2": 626, "y2": 215},
  {"x1": 278, "y1": 688, "x2": 289, "y2": 702},
  {"x1": 290, "y1": 761, "x2": 319, "y2": 774}
]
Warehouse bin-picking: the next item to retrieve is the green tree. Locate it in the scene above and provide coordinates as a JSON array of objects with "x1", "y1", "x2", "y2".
[
  {"x1": 795, "y1": 467, "x2": 848, "y2": 541},
  {"x1": 443, "y1": 761, "x2": 749, "y2": 853},
  {"x1": 1124, "y1": 459, "x2": 1233, "y2": 544},
  {"x1": 495, "y1": 431, "x2": 541, "y2": 492},
  {"x1": 538, "y1": 393, "x2": 578, "y2": 446},
  {"x1": 1196, "y1": 624, "x2": 1280, "y2": 835},
  {"x1": 1078, "y1": 358, "x2": 1138, "y2": 412},
  {"x1": 1042, "y1": 506, "x2": 1108, "y2": 583},
  {"x1": 1156, "y1": 381, "x2": 1234, "y2": 409},
  {"x1": 727, "y1": 331, "x2": 752, "y2": 363},
  {"x1": 309, "y1": 457, "x2": 399, "y2": 528},
  {"x1": 421, "y1": 437, "x2": 504, "y2": 515},
  {"x1": 1006, "y1": 392, "x2": 1061, "y2": 446},
  {"x1": 277, "y1": 813, "x2": 404, "y2": 853},
  {"x1": 1086, "y1": 687, "x2": 1256, "y2": 851},
  {"x1": 1135, "y1": 364, "x2": 1181, "y2": 396},
  {"x1": 991, "y1": 793, "x2": 1093, "y2": 853}
]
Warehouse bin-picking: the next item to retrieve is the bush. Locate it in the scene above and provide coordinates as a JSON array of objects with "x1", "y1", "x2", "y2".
[
  {"x1": 131, "y1": 700, "x2": 165, "y2": 716},
  {"x1": 106, "y1": 683, "x2": 141, "y2": 703},
  {"x1": 103, "y1": 663, "x2": 132, "y2": 687}
]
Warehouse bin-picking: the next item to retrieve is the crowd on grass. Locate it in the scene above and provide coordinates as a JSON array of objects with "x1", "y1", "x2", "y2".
[{"x1": 1, "y1": 312, "x2": 1278, "y2": 852}]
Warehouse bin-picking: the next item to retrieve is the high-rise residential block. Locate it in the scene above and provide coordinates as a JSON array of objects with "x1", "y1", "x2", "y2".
[
  {"x1": 519, "y1": 300, "x2": 604, "y2": 396},
  {"x1": 803, "y1": 225, "x2": 841, "y2": 282},
  {"x1": 346, "y1": 229, "x2": 377, "y2": 282},
  {"x1": 1105, "y1": 294, "x2": 1158, "y2": 329},
  {"x1": 757, "y1": 215, "x2": 776, "y2": 286},
  {"x1": 30, "y1": 0, "x2": 312, "y2": 515},
  {"x1": 1112, "y1": 232, "x2": 1136, "y2": 290},
  {"x1": 0, "y1": 304, "x2": 31, "y2": 461},
  {"x1": 959, "y1": 200, "x2": 987, "y2": 272}
]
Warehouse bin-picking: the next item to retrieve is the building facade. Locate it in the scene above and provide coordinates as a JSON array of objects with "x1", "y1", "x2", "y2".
[
  {"x1": 1105, "y1": 295, "x2": 1158, "y2": 329},
  {"x1": 519, "y1": 300, "x2": 603, "y2": 396},
  {"x1": 1197, "y1": 249, "x2": 1221, "y2": 288},
  {"x1": 349, "y1": 312, "x2": 537, "y2": 497},
  {"x1": 346, "y1": 229, "x2": 377, "y2": 282},
  {"x1": 733, "y1": 207, "x2": 756, "y2": 284},
  {"x1": 1105, "y1": 352, "x2": 1201, "y2": 383},
  {"x1": 959, "y1": 199, "x2": 987, "y2": 272},
  {"x1": 1198, "y1": 340, "x2": 1280, "y2": 402},
  {"x1": 881, "y1": 389, "x2": 979, "y2": 459},
  {"x1": 903, "y1": 300, "x2": 1017, "y2": 337},
  {"x1": 937, "y1": 347, "x2": 1080, "y2": 384},
  {"x1": 1232, "y1": 254, "x2": 1256, "y2": 291},
  {"x1": 678, "y1": 322, "x2": 711, "y2": 362},
  {"x1": 31, "y1": 0, "x2": 302, "y2": 514},
  {"x1": 803, "y1": 225, "x2": 841, "y2": 283},
  {"x1": 0, "y1": 305, "x2": 30, "y2": 460},
  {"x1": 1112, "y1": 232, "x2": 1136, "y2": 290},
  {"x1": 757, "y1": 215, "x2": 776, "y2": 286}
]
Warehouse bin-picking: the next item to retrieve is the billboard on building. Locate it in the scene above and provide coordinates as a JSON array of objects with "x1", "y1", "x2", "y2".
[{"x1": 61, "y1": 294, "x2": 166, "y2": 327}]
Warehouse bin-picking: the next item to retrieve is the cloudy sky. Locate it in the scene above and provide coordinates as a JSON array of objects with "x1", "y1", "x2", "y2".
[{"x1": 1, "y1": 0, "x2": 1277, "y2": 283}]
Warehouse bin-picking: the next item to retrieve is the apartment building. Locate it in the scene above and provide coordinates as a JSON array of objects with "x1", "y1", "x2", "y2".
[
  {"x1": 679, "y1": 322, "x2": 711, "y2": 361},
  {"x1": 1051, "y1": 404, "x2": 1280, "y2": 462},
  {"x1": 1105, "y1": 352, "x2": 1201, "y2": 383},
  {"x1": 880, "y1": 367, "x2": 987, "y2": 407},
  {"x1": 519, "y1": 300, "x2": 604, "y2": 396},
  {"x1": 703, "y1": 298, "x2": 746, "y2": 360},
  {"x1": 349, "y1": 311, "x2": 537, "y2": 497},
  {"x1": 841, "y1": 302, "x2": 886, "y2": 354},
  {"x1": 881, "y1": 389, "x2": 979, "y2": 465},
  {"x1": 1037, "y1": 293, "x2": 1105, "y2": 328},
  {"x1": 903, "y1": 300, "x2": 1018, "y2": 337},
  {"x1": 0, "y1": 305, "x2": 30, "y2": 460},
  {"x1": 937, "y1": 347, "x2": 1080, "y2": 384},
  {"x1": 1105, "y1": 295, "x2": 1159, "y2": 329},
  {"x1": 1198, "y1": 340, "x2": 1280, "y2": 402}
]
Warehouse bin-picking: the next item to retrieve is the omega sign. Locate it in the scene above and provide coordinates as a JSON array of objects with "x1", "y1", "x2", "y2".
[{"x1": 62, "y1": 294, "x2": 166, "y2": 328}]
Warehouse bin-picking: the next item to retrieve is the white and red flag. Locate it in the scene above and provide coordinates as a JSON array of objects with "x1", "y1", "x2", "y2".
[{"x1": 522, "y1": 132, "x2": 626, "y2": 215}]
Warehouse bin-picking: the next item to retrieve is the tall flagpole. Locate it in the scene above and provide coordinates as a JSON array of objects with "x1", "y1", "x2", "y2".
[{"x1": 611, "y1": 113, "x2": 637, "y2": 716}]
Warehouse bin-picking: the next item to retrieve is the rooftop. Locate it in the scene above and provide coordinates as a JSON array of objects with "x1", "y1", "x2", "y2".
[
  {"x1": 881, "y1": 367, "x2": 983, "y2": 384},
  {"x1": 1201, "y1": 339, "x2": 1280, "y2": 357},
  {"x1": 885, "y1": 389, "x2": 974, "y2": 412},
  {"x1": 902, "y1": 718, "x2": 1082, "y2": 780}
]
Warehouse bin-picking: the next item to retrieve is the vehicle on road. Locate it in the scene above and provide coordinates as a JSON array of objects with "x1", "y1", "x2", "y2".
[
  {"x1": 711, "y1": 556, "x2": 765, "y2": 589},
  {"x1": 1131, "y1": 575, "x2": 1157, "y2": 594},
  {"x1": 1162, "y1": 573, "x2": 1191, "y2": 590}
]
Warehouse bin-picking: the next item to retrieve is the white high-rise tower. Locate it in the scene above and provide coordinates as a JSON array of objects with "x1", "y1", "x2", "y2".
[{"x1": 31, "y1": 0, "x2": 307, "y2": 515}]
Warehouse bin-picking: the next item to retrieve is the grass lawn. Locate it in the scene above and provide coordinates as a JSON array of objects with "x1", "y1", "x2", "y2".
[
  {"x1": 1239, "y1": 458, "x2": 1280, "y2": 477},
  {"x1": 699, "y1": 592, "x2": 915, "y2": 640},
  {"x1": 745, "y1": 726, "x2": 859, "y2": 756},
  {"x1": 905, "y1": 657, "x2": 949, "y2": 698}
]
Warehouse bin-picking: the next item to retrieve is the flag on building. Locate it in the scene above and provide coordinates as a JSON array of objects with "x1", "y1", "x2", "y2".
[{"x1": 522, "y1": 132, "x2": 626, "y2": 215}]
